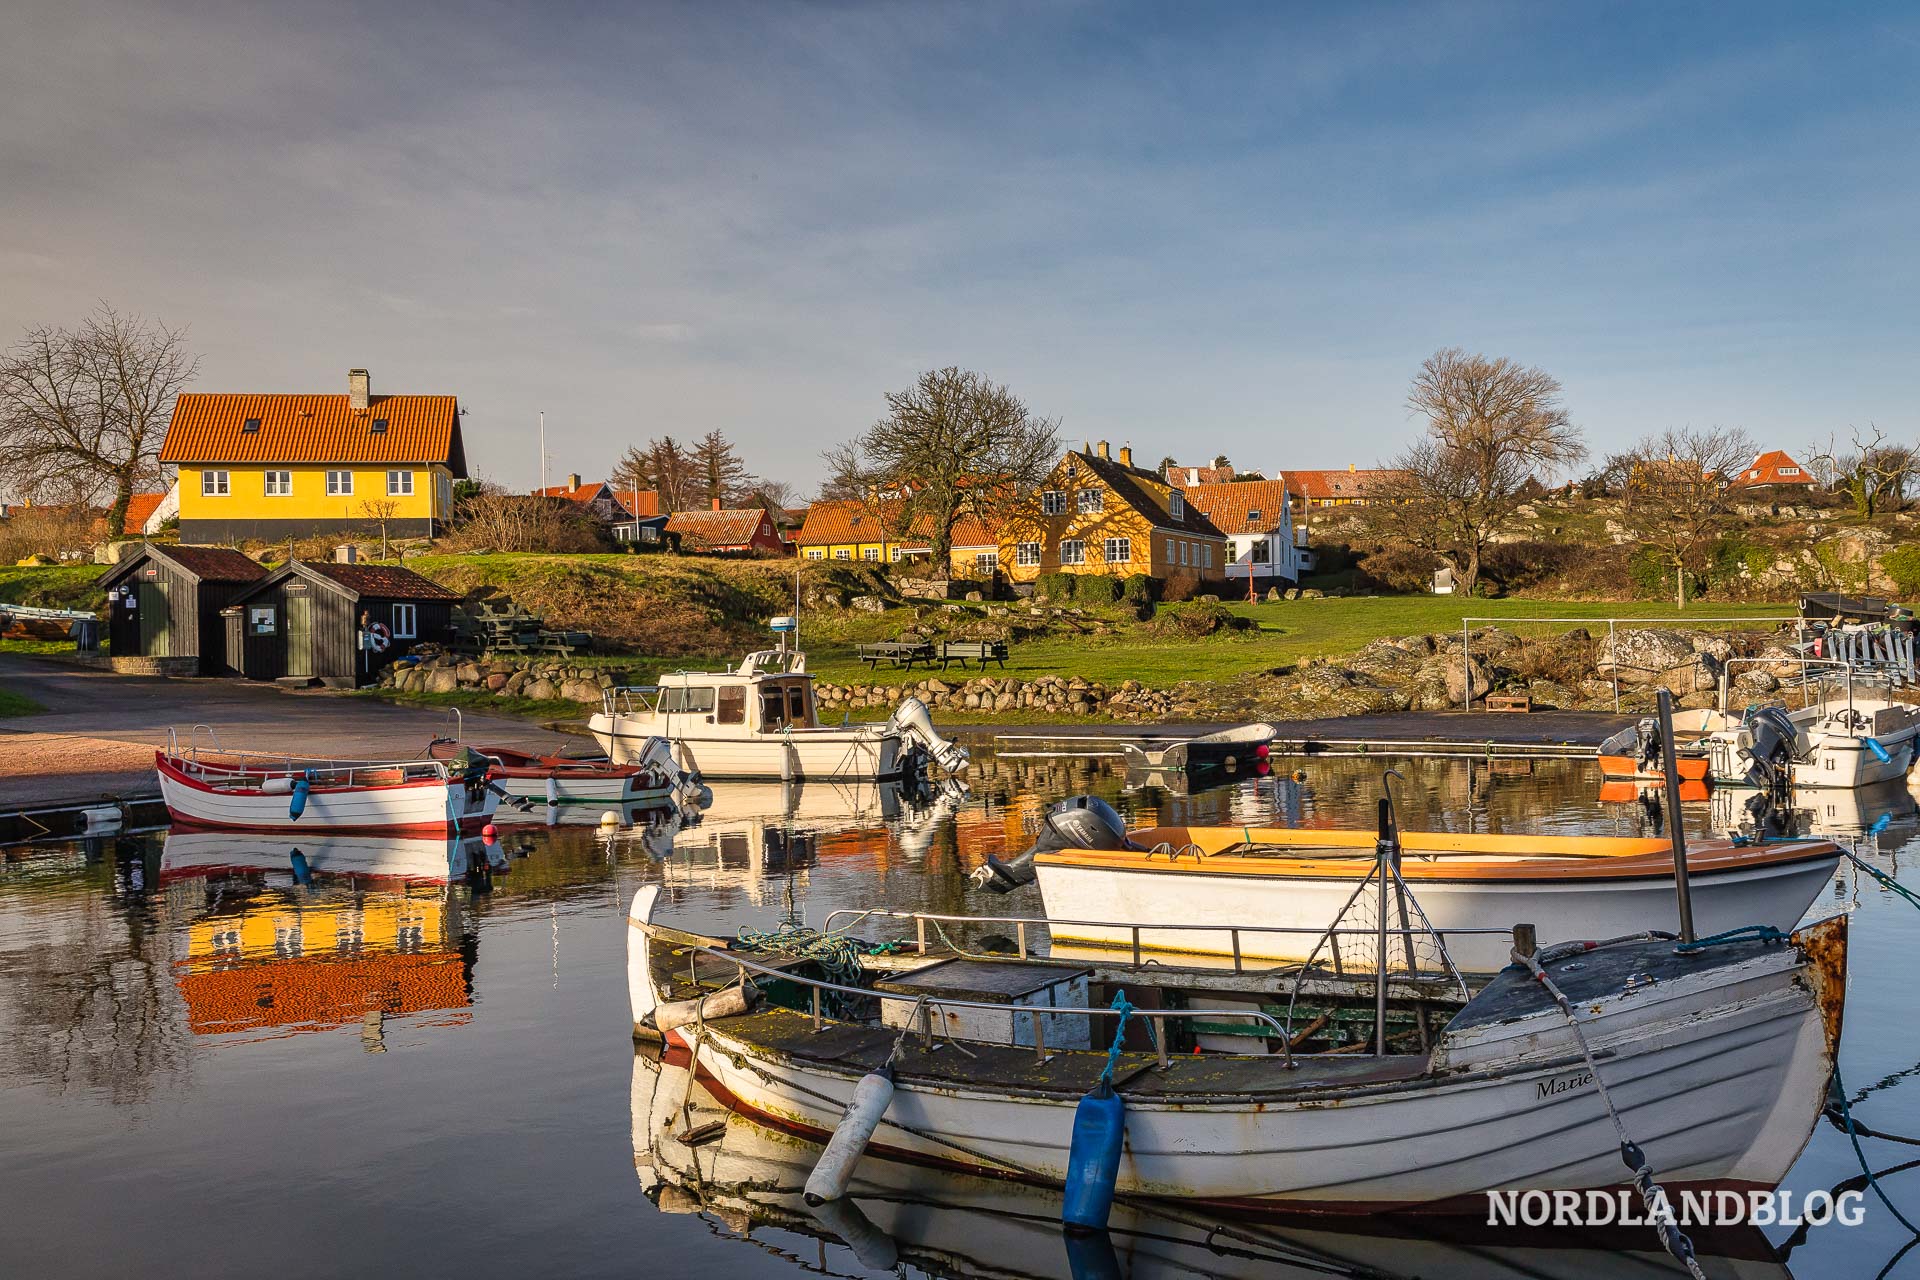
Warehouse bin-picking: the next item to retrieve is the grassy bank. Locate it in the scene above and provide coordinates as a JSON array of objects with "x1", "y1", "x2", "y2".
[
  {"x1": 0, "y1": 687, "x2": 46, "y2": 717},
  {"x1": 0, "y1": 564, "x2": 107, "y2": 611}
]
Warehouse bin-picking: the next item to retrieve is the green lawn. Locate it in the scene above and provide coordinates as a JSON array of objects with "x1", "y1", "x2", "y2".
[
  {"x1": 0, "y1": 564, "x2": 107, "y2": 611},
  {"x1": 0, "y1": 687, "x2": 45, "y2": 717},
  {"x1": 795, "y1": 596, "x2": 1796, "y2": 690}
]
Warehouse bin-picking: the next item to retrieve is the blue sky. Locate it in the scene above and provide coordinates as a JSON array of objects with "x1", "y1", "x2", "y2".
[{"x1": 3, "y1": 1, "x2": 1914, "y2": 495}]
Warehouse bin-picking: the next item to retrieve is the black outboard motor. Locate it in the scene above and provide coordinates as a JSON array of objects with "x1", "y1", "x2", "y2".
[
  {"x1": 1739, "y1": 705, "x2": 1798, "y2": 795},
  {"x1": 968, "y1": 795, "x2": 1135, "y2": 893}
]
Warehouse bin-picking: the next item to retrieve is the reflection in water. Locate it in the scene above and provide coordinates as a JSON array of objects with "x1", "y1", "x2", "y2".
[
  {"x1": 1, "y1": 745, "x2": 1914, "y2": 1276},
  {"x1": 631, "y1": 1043, "x2": 1790, "y2": 1280}
]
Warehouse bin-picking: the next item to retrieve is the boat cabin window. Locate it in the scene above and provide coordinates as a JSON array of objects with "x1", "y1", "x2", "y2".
[
  {"x1": 660, "y1": 685, "x2": 716, "y2": 715},
  {"x1": 717, "y1": 686, "x2": 746, "y2": 725},
  {"x1": 761, "y1": 687, "x2": 788, "y2": 729},
  {"x1": 788, "y1": 685, "x2": 809, "y2": 724}
]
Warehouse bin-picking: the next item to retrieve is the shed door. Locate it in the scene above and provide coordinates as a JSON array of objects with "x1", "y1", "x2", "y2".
[
  {"x1": 286, "y1": 595, "x2": 313, "y2": 676},
  {"x1": 136, "y1": 581, "x2": 172, "y2": 657}
]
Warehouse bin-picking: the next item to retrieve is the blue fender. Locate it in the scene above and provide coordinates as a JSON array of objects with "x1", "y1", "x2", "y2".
[
  {"x1": 1063, "y1": 1080, "x2": 1126, "y2": 1231},
  {"x1": 289, "y1": 774, "x2": 312, "y2": 820},
  {"x1": 1866, "y1": 737, "x2": 1893, "y2": 765}
]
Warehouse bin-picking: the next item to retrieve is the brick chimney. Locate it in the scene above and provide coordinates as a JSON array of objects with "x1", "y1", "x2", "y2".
[
  {"x1": 1096, "y1": 440, "x2": 1110, "y2": 459},
  {"x1": 348, "y1": 368, "x2": 370, "y2": 411},
  {"x1": 567, "y1": 472, "x2": 581, "y2": 490},
  {"x1": 1118, "y1": 444, "x2": 1134, "y2": 467},
  {"x1": 711, "y1": 497, "x2": 722, "y2": 511}
]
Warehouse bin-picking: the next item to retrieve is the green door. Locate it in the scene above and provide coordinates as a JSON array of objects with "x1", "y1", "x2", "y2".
[
  {"x1": 136, "y1": 580, "x2": 172, "y2": 657},
  {"x1": 285, "y1": 594, "x2": 313, "y2": 677}
]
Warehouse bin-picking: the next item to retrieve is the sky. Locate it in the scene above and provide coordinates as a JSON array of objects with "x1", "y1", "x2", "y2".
[{"x1": 3, "y1": 0, "x2": 1916, "y2": 497}]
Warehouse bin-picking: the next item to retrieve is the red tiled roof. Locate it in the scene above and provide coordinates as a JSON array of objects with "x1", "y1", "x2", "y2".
[
  {"x1": 160, "y1": 393, "x2": 466, "y2": 475},
  {"x1": 124, "y1": 493, "x2": 166, "y2": 530},
  {"x1": 536, "y1": 481, "x2": 608, "y2": 503},
  {"x1": 665, "y1": 507, "x2": 775, "y2": 549},
  {"x1": 795, "y1": 499, "x2": 1001, "y2": 548},
  {"x1": 298, "y1": 560, "x2": 460, "y2": 601},
  {"x1": 1180, "y1": 479, "x2": 1292, "y2": 533},
  {"x1": 1285, "y1": 468, "x2": 1400, "y2": 501},
  {"x1": 950, "y1": 515, "x2": 999, "y2": 547},
  {"x1": 1731, "y1": 450, "x2": 1816, "y2": 488}
]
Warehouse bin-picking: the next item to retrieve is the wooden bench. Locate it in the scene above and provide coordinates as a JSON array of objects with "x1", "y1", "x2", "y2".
[
  {"x1": 857, "y1": 641, "x2": 934, "y2": 670},
  {"x1": 937, "y1": 640, "x2": 1010, "y2": 670},
  {"x1": 1485, "y1": 694, "x2": 1533, "y2": 714}
]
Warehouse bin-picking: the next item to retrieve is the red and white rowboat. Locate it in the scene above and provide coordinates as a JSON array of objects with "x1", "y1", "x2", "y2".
[{"x1": 155, "y1": 745, "x2": 498, "y2": 836}]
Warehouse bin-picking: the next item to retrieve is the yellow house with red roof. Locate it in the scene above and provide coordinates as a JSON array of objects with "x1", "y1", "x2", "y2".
[{"x1": 160, "y1": 368, "x2": 467, "y2": 544}]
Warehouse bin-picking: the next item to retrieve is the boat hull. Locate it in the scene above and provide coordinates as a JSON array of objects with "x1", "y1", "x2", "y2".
[
  {"x1": 155, "y1": 754, "x2": 496, "y2": 835},
  {"x1": 675, "y1": 941, "x2": 1834, "y2": 1211},
  {"x1": 1032, "y1": 853, "x2": 1837, "y2": 973},
  {"x1": 590, "y1": 716, "x2": 905, "y2": 780},
  {"x1": 1597, "y1": 753, "x2": 1710, "y2": 782}
]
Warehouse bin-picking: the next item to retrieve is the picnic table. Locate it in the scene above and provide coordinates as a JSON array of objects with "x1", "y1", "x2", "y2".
[
  {"x1": 857, "y1": 641, "x2": 935, "y2": 670},
  {"x1": 937, "y1": 640, "x2": 1010, "y2": 671}
]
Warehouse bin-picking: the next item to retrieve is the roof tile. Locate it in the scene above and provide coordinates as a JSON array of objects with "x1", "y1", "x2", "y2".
[{"x1": 160, "y1": 393, "x2": 465, "y2": 474}]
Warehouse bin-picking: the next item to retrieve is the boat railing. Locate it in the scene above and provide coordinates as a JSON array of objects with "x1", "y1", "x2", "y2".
[
  {"x1": 819, "y1": 906, "x2": 1510, "y2": 979},
  {"x1": 604, "y1": 686, "x2": 663, "y2": 716},
  {"x1": 659, "y1": 931, "x2": 1305, "y2": 1069},
  {"x1": 1717, "y1": 657, "x2": 1866, "y2": 722},
  {"x1": 162, "y1": 728, "x2": 453, "y2": 788}
]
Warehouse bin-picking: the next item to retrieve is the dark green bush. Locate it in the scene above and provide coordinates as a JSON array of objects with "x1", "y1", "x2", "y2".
[
  {"x1": 1883, "y1": 546, "x2": 1920, "y2": 599},
  {"x1": 1034, "y1": 571, "x2": 1075, "y2": 602},
  {"x1": 1076, "y1": 575, "x2": 1122, "y2": 603},
  {"x1": 1121, "y1": 573, "x2": 1160, "y2": 606}
]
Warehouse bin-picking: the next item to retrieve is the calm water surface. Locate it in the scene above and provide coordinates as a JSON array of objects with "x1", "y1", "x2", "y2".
[{"x1": 4, "y1": 748, "x2": 1920, "y2": 1278}]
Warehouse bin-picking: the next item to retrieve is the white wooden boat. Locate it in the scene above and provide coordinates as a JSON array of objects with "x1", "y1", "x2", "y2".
[
  {"x1": 627, "y1": 886, "x2": 1847, "y2": 1214},
  {"x1": 155, "y1": 738, "x2": 498, "y2": 836},
  {"x1": 588, "y1": 649, "x2": 967, "y2": 782},
  {"x1": 972, "y1": 799, "x2": 1841, "y2": 973},
  {"x1": 1118, "y1": 722, "x2": 1277, "y2": 774},
  {"x1": 632, "y1": 1047, "x2": 1795, "y2": 1278}
]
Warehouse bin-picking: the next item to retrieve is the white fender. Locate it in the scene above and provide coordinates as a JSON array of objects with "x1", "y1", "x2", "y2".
[
  {"x1": 807, "y1": 1195, "x2": 899, "y2": 1270},
  {"x1": 804, "y1": 1066, "x2": 895, "y2": 1204},
  {"x1": 628, "y1": 886, "x2": 662, "y2": 1032}
]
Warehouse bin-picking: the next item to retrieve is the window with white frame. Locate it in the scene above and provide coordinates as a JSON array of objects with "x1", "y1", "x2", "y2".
[
  {"x1": 805, "y1": 548, "x2": 824, "y2": 560},
  {"x1": 1203, "y1": 544, "x2": 1213, "y2": 570},
  {"x1": 974, "y1": 552, "x2": 997, "y2": 573},
  {"x1": 1250, "y1": 539, "x2": 1270, "y2": 563},
  {"x1": 834, "y1": 549, "x2": 851, "y2": 560},
  {"x1": 1041, "y1": 490, "x2": 1067, "y2": 516},
  {"x1": 863, "y1": 548, "x2": 880, "y2": 562},
  {"x1": 264, "y1": 470, "x2": 292, "y2": 496},
  {"x1": 1179, "y1": 541, "x2": 1190, "y2": 566},
  {"x1": 1060, "y1": 539, "x2": 1086, "y2": 565},
  {"x1": 1076, "y1": 488, "x2": 1103, "y2": 514},
  {"x1": 1170, "y1": 492, "x2": 1185, "y2": 520},
  {"x1": 387, "y1": 470, "x2": 414, "y2": 496},
  {"x1": 327, "y1": 470, "x2": 354, "y2": 496},
  {"x1": 391, "y1": 603, "x2": 417, "y2": 639},
  {"x1": 1103, "y1": 537, "x2": 1131, "y2": 564},
  {"x1": 1780, "y1": 467, "x2": 1800, "y2": 476},
  {"x1": 201, "y1": 470, "x2": 230, "y2": 496},
  {"x1": 1015, "y1": 542, "x2": 1041, "y2": 567}
]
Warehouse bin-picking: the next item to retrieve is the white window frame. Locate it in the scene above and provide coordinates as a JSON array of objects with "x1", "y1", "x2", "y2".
[
  {"x1": 202, "y1": 470, "x2": 230, "y2": 497},
  {"x1": 805, "y1": 548, "x2": 824, "y2": 560},
  {"x1": 863, "y1": 547, "x2": 880, "y2": 562},
  {"x1": 391, "y1": 603, "x2": 417, "y2": 639},
  {"x1": 1779, "y1": 467, "x2": 1800, "y2": 476},
  {"x1": 327, "y1": 470, "x2": 354, "y2": 496},
  {"x1": 1041, "y1": 490, "x2": 1067, "y2": 516},
  {"x1": 1076, "y1": 488, "x2": 1104, "y2": 514},
  {"x1": 1015, "y1": 542, "x2": 1042, "y2": 567},
  {"x1": 834, "y1": 549, "x2": 851, "y2": 560},
  {"x1": 1203, "y1": 544, "x2": 1213, "y2": 570},
  {"x1": 1250, "y1": 538, "x2": 1270, "y2": 564},
  {"x1": 387, "y1": 470, "x2": 414, "y2": 497},
  {"x1": 263, "y1": 470, "x2": 292, "y2": 496},
  {"x1": 1103, "y1": 537, "x2": 1131, "y2": 564},
  {"x1": 974, "y1": 552, "x2": 997, "y2": 573},
  {"x1": 890, "y1": 546, "x2": 903, "y2": 562},
  {"x1": 1060, "y1": 539, "x2": 1086, "y2": 566},
  {"x1": 1169, "y1": 492, "x2": 1185, "y2": 520}
]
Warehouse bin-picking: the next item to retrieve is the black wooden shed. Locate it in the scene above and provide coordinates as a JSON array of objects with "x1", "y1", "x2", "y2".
[
  {"x1": 99, "y1": 543, "x2": 269, "y2": 676},
  {"x1": 222, "y1": 559, "x2": 460, "y2": 687}
]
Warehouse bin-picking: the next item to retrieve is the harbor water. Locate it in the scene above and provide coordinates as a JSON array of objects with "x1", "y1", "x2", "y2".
[{"x1": 4, "y1": 747, "x2": 1919, "y2": 1278}]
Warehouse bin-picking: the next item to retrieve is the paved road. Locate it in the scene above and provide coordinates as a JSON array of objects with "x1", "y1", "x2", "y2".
[{"x1": 0, "y1": 655, "x2": 564, "y2": 808}]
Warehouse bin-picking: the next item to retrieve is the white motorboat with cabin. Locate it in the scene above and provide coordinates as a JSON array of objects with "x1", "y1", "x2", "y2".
[
  {"x1": 590, "y1": 646, "x2": 968, "y2": 782},
  {"x1": 1697, "y1": 660, "x2": 1920, "y2": 789}
]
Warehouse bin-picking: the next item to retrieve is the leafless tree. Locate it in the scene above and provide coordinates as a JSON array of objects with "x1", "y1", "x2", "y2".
[
  {"x1": 688, "y1": 429, "x2": 757, "y2": 508},
  {"x1": 0, "y1": 305, "x2": 197, "y2": 536},
  {"x1": 1620, "y1": 426, "x2": 1756, "y2": 608},
  {"x1": 439, "y1": 488, "x2": 606, "y2": 553},
  {"x1": 357, "y1": 497, "x2": 401, "y2": 560},
  {"x1": 823, "y1": 367, "x2": 1059, "y2": 564},
  {"x1": 748, "y1": 478, "x2": 798, "y2": 511},
  {"x1": 615, "y1": 436, "x2": 694, "y2": 512},
  {"x1": 1366, "y1": 349, "x2": 1584, "y2": 596},
  {"x1": 1806, "y1": 425, "x2": 1913, "y2": 519}
]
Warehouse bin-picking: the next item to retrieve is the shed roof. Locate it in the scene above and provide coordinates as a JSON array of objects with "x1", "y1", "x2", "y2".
[
  {"x1": 665, "y1": 507, "x2": 774, "y2": 549},
  {"x1": 160, "y1": 393, "x2": 466, "y2": 475},
  {"x1": 101, "y1": 542, "x2": 269, "y2": 588},
  {"x1": 300, "y1": 560, "x2": 461, "y2": 600}
]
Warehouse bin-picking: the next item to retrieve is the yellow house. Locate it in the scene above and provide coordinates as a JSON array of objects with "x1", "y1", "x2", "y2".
[
  {"x1": 998, "y1": 442, "x2": 1228, "y2": 583},
  {"x1": 160, "y1": 368, "x2": 467, "y2": 544},
  {"x1": 793, "y1": 500, "x2": 1001, "y2": 577}
]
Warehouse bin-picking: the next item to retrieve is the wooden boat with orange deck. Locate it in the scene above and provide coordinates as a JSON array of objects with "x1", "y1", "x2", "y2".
[{"x1": 978, "y1": 801, "x2": 1841, "y2": 974}]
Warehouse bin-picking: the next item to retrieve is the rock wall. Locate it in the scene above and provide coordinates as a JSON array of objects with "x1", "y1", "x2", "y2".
[{"x1": 375, "y1": 651, "x2": 619, "y2": 704}]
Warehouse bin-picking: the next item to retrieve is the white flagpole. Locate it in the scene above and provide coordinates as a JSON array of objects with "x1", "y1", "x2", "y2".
[{"x1": 538, "y1": 411, "x2": 547, "y2": 492}]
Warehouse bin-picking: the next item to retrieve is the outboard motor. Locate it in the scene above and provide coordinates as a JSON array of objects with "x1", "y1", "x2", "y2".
[
  {"x1": 969, "y1": 795, "x2": 1135, "y2": 893},
  {"x1": 889, "y1": 696, "x2": 970, "y2": 774},
  {"x1": 1738, "y1": 705, "x2": 1798, "y2": 795}
]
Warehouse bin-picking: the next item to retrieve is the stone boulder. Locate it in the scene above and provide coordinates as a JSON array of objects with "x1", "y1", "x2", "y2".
[
  {"x1": 560, "y1": 677, "x2": 603, "y2": 703},
  {"x1": 522, "y1": 677, "x2": 557, "y2": 701},
  {"x1": 1595, "y1": 629, "x2": 1694, "y2": 685}
]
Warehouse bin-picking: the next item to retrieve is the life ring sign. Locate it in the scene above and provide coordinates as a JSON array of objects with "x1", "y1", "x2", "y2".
[{"x1": 364, "y1": 621, "x2": 392, "y2": 652}]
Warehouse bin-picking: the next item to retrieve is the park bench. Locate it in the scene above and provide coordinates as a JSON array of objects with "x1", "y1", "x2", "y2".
[
  {"x1": 937, "y1": 640, "x2": 1010, "y2": 671},
  {"x1": 857, "y1": 641, "x2": 934, "y2": 670},
  {"x1": 1485, "y1": 694, "x2": 1533, "y2": 714}
]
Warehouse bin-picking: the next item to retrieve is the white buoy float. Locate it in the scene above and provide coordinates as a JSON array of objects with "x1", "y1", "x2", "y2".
[
  {"x1": 600, "y1": 810, "x2": 621, "y2": 828},
  {"x1": 807, "y1": 1195, "x2": 899, "y2": 1269},
  {"x1": 804, "y1": 1063, "x2": 895, "y2": 1205}
]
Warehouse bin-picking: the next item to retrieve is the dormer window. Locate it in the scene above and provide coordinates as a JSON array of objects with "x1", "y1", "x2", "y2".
[
  {"x1": 1169, "y1": 492, "x2": 1185, "y2": 520},
  {"x1": 370, "y1": 418, "x2": 389, "y2": 434},
  {"x1": 1248, "y1": 508, "x2": 1261, "y2": 523},
  {"x1": 241, "y1": 418, "x2": 261, "y2": 433}
]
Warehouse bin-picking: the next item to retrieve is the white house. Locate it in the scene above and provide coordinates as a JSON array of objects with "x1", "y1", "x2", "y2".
[{"x1": 1179, "y1": 478, "x2": 1303, "y2": 588}]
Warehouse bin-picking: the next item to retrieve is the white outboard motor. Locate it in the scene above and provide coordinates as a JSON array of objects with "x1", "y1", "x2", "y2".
[
  {"x1": 889, "y1": 696, "x2": 970, "y2": 774},
  {"x1": 969, "y1": 795, "x2": 1135, "y2": 893},
  {"x1": 636, "y1": 734, "x2": 713, "y2": 809}
]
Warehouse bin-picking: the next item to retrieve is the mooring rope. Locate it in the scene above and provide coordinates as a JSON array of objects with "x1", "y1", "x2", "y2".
[
  {"x1": 1512, "y1": 946, "x2": 1706, "y2": 1280},
  {"x1": 1828, "y1": 1063, "x2": 1920, "y2": 1237}
]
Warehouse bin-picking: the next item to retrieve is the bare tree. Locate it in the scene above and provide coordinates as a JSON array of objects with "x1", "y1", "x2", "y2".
[
  {"x1": 1807, "y1": 425, "x2": 1913, "y2": 519},
  {"x1": 0, "y1": 306, "x2": 197, "y2": 537},
  {"x1": 357, "y1": 497, "x2": 401, "y2": 560},
  {"x1": 748, "y1": 478, "x2": 798, "y2": 511},
  {"x1": 615, "y1": 436, "x2": 695, "y2": 512},
  {"x1": 1367, "y1": 349, "x2": 1584, "y2": 596},
  {"x1": 1620, "y1": 427, "x2": 1756, "y2": 608},
  {"x1": 823, "y1": 367, "x2": 1060, "y2": 564},
  {"x1": 439, "y1": 489, "x2": 606, "y2": 553}
]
